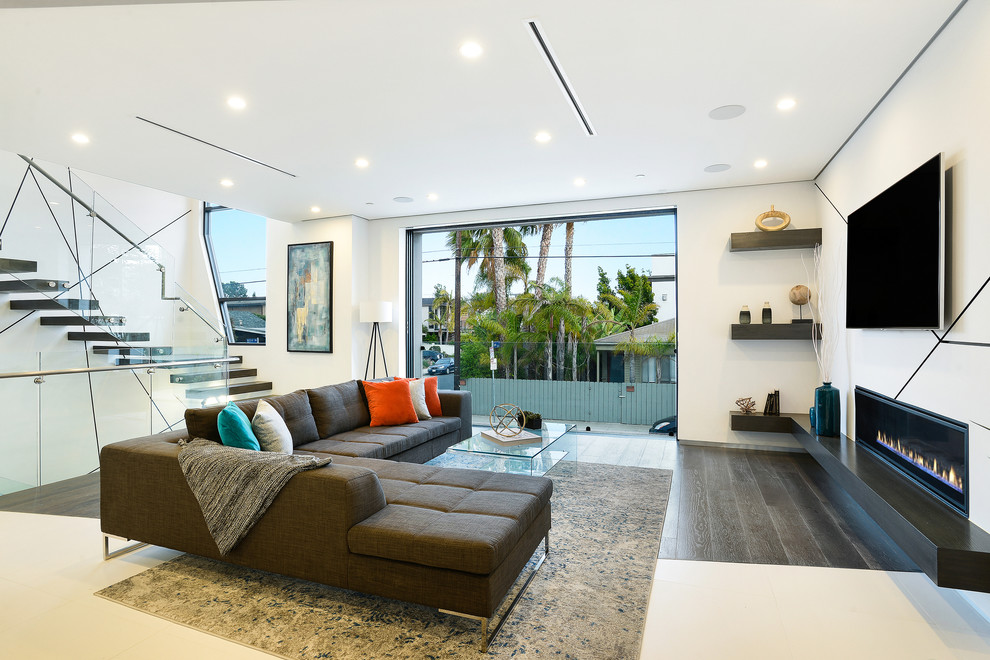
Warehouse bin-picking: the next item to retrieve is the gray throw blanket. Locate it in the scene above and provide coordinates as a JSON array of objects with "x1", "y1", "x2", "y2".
[{"x1": 178, "y1": 438, "x2": 333, "y2": 555}]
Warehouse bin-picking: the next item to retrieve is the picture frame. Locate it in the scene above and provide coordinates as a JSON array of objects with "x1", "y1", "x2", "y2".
[{"x1": 286, "y1": 241, "x2": 333, "y2": 352}]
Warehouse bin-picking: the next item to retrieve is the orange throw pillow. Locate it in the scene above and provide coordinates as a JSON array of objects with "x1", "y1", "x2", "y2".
[
  {"x1": 394, "y1": 376, "x2": 442, "y2": 416},
  {"x1": 363, "y1": 380, "x2": 419, "y2": 427}
]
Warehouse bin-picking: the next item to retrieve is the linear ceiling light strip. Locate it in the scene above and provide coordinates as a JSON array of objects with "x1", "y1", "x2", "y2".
[
  {"x1": 527, "y1": 20, "x2": 597, "y2": 136},
  {"x1": 135, "y1": 116, "x2": 297, "y2": 178}
]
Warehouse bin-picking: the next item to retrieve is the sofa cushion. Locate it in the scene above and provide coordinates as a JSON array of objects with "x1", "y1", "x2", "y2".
[
  {"x1": 308, "y1": 380, "x2": 371, "y2": 438},
  {"x1": 265, "y1": 390, "x2": 320, "y2": 446},
  {"x1": 217, "y1": 402, "x2": 260, "y2": 450},
  {"x1": 346, "y1": 464, "x2": 552, "y2": 575},
  {"x1": 186, "y1": 400, "x2": 259, "y2": 444},
  {"x1": 252, "y1": 400, "x2": 293, "y2": 454},
  {"x1": 363, "y1": 380, "x2": 419, "y2": 427},
  {"x1": 298, "y1": 425, "x2": 432, "y2": 459}
]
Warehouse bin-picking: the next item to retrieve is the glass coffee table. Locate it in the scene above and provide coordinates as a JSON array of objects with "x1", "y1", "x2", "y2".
[{"x1": 447, "y1": 422, "x2": 577, "y2": 476}]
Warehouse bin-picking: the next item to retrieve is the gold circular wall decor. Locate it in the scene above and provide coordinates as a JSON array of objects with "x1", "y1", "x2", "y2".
[
  {"x1": 489, "y1": 404, "x2": 525, "y2": 437},
  {"x1": 755, "y1": 205, "x2": 791, "y2": 232}
]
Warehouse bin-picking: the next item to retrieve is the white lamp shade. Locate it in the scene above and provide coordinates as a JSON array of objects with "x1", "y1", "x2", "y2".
[{"x1": 360, "y1": 301, "x2": 393, "y2": 323}]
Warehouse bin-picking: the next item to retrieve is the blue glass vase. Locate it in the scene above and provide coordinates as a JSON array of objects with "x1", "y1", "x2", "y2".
[{"x1": 814, "y1": 382, "x2": 840, "y2": 437}]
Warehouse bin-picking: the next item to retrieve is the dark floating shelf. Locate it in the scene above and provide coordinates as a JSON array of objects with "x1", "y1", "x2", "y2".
[
  {"x1": 730, "y1": 411, "x2": 797, "y2": 433},
  {"x1": 731, "y1": 323, "x2": 820, "y2": 340},
  {"x1": 779, "y1": 415, "x2": 990, "y2": 593},
  {"x1": 730, "y1": 227, "x2": 822, "y2": 251}
]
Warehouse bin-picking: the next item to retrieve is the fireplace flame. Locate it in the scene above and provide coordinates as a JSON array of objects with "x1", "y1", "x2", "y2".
[{"x1": 876, "y1": 431, "x2": 963, "y2": 492}]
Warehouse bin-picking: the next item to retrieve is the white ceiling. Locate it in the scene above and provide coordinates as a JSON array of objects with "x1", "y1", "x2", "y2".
[{"x1": 0, "y1": 0, "x2": 962, "y2": 222}]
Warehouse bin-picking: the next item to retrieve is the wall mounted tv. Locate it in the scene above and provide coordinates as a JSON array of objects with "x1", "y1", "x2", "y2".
[{"x1": 846, "y1": 153, "x2": 944, "y2": 330}]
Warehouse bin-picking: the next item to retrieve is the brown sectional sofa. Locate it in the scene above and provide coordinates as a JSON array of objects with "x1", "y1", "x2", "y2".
[{"x1": 100, "y1": 379, "x2": 553, "y2": 648}]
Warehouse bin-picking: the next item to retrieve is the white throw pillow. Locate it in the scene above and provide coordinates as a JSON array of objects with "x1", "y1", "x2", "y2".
[
  {"x1": 409, "y1": 378, "x2": 431, "y2": 420},
  {"x1": 252, "y1": 400, "x2": 294, "y2": 454}
]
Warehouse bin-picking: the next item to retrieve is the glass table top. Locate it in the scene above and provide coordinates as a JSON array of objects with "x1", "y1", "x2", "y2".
[{"x1": 448, "y1": 422, "x2": 577, "y2": 458}]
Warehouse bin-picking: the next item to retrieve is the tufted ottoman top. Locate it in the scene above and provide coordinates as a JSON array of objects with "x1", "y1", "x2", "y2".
[{"x1": 334, "y1": 457, "x2": 552, "y2": 575}]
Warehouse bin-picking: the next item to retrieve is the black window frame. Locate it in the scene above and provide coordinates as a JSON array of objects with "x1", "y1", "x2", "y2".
[{"x1": 203, "y1": 203, "x2": 267, "y2": 346}]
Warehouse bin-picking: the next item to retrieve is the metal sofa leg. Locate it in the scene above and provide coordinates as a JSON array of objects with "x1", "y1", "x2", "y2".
[
  {"x1": 102, "y1": 534, "x2": 149, "y2": 560},
  {"x1": 441, "y1": 533, "x2": 550, "y2": 652}
]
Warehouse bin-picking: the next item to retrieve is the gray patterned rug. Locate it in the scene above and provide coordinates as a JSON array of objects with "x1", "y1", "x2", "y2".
[{"x1": 96, "y1": 461, "x2": 671, "y2": 659}]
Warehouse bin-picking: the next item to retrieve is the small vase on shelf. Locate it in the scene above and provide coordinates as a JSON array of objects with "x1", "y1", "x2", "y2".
[
  {"x1": 762, "y1": 302, "x2": 772, "y2": 324},
  {"x1": 739, "y1": 306, "x2": 751, "y2": 324},
  {"x1": 814, "y1": 382, "x2": 840, "y2": 436}
]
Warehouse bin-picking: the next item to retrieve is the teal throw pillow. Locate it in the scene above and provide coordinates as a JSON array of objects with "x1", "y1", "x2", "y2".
[{"x1": 217, "y1": 402, "x2": 260, "y2": 451}]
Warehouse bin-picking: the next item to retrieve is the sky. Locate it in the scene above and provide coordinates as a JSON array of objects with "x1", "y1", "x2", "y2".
[
  {"x1": 420, "y1": 213, "x2": 676, "y2": 303},
  {"x1": 208, "y1": 207, "x2": 268, "y2": 297}
]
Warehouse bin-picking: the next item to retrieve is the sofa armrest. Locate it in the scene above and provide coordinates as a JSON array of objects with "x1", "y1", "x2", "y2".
[{"x1": 438, "y1": 389, "x2": 472, "y2": 441}]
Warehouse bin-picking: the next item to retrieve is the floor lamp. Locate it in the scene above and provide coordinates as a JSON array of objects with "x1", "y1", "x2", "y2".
[{"x1": 361, "y1": 301, "x2": 392, "y2": 379}]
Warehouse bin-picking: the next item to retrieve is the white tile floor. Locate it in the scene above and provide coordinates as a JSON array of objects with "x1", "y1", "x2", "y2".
[{"x1": 4, "y1": 510, "x2": 990, "y2": 659}]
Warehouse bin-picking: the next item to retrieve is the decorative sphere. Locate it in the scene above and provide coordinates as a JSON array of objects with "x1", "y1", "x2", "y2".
[
  {"x1": 489, "y1": 404, "x2": 523, "y2": 437},
  {"x1": 789, "y1": 285, "x2": 811, "y2": 305}
]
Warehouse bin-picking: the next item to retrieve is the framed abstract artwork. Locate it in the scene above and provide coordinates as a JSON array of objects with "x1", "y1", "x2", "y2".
[{"x1": 286, "y1": 241, "x2": 333, "y2": 352}]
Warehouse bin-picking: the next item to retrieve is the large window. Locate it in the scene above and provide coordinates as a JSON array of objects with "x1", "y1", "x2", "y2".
[{"x1": 204, "y1": 204, "x2": 267, "y2": 345}]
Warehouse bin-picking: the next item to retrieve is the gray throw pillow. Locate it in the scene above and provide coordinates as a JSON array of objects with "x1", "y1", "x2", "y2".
[{"x1": 252, "y1": 400, "x2": 294, "y2": 454}]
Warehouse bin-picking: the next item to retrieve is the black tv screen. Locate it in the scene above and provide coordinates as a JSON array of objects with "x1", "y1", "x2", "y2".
[{"x1": 846, "y1": 154, "x2": 944, "y2": 329}]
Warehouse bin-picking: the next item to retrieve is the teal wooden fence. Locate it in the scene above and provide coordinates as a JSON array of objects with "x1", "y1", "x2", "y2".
[{"x1": 463, "y1": 378, "x2": 676, "y2": 426}]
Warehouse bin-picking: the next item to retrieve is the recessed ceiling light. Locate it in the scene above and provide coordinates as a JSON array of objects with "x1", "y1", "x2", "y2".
[
  {"x1": 393, "y1": 196, "x2": 414, "y2": 203},
  {"x1": 227, "y1": 96, "x2": 247, "y2": 110},
  {"x1": 777, "y1": 98, "x2": 796, "y2": 111},
  {"x1": 427, "y1": 193, "x2": 439, "y2": 201},
  {"x1": 708, "y1": 105, "x2": 746, "y2": 120},
  {"x1": 460, "y1": 41, "x2": 483, "y2": 58},
  {"x1": 355, "y1": 158, "x2": 370, "y2": 169},
  {"x1": 634, "y1": 174, "x2": 646, "y2": 179},
  {"x1": 365, "y1": 202, "x2": 374, "y2": 205},
  {"x1": 71, "y1": 133, "x2": 90, "y2": 144},
  {"x1": 754, "y1": 159, "x2": 768, "y2": 169},
  {"x1": 220, "y1": 178, "x2": 234, "y2": 187},
  {"x1": 704, "y1": 164, "x2": 731, "y2": 173},
  {"x1": 310, "y1": 206, "x2": 321, "y2": 213},
  {"x1": 535, "y1": 131, "x2": 552, "y2": 143},
  {"x1": 573, "y1": 177, "x2": 586, "y2": 187}
]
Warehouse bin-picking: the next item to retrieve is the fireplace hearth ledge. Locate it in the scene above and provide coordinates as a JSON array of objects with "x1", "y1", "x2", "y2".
[{"x1": 786, "y1": 414, "x2": 990, "y2": 594}]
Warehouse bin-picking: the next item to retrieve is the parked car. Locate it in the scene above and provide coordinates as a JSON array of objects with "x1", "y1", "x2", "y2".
[
  {"x1": 427, "y1": 357, "x2": 456, "y2": 375},
  {"x1": 421, "y1": 349, "x2": 441, "y2": 364},
  {"x1": 649, "y1": 416, "x2": 677, "y2": 436}
]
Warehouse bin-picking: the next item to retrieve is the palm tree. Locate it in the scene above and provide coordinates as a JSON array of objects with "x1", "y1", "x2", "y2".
[
  {"x1": 445, "y1": 227, "x2": 529, "y2": 316},
  {"x1": 431, "y1": 284, "x2": 453, "y2": 344},
  {"x1": 600, "y1": 290, "x2": 659, "y2": 382},
  {"x1": 534, "y1": 223, "x2": 555, "y2": 289},
  {"x1": 563, "y1": 221, "x2": 575, "y2": 292}
]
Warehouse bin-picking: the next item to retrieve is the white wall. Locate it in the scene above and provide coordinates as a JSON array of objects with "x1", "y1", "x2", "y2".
[
  {"x1": 815, "y1": 0, "x2": 990, "y2": 616},
  {"x1": 365, "y1": 180, "x2": 821, "y2": 449}
]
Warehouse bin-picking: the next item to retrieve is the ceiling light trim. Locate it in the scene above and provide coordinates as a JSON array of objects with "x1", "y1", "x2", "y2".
[
  {"x1": 526, "y1": 20, "x2": 597, "y2": 137},
  {"x1": 135, "y1": 116, "x2": 296, "y2": 178}
]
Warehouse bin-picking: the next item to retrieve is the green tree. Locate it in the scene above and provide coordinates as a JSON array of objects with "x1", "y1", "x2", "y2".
[
  {"x1": 222, "y1": 281, "x2": 247, "y2": 298},
  {"x1": 431, "y1": 284, "x2": 454, "y2": 344},
  {"x1": 597, "y1": 265, "x2": 658, "y2": 326}
]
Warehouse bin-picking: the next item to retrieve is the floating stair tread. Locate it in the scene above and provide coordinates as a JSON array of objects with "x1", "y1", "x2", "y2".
[
  {"x1": 67, "y1": 331, "x2": 150, "y2": 342},
  {"x1": 115, "y1": 355, "x2": 241, "y2": 368},
  {"x1": 40, "y1": 315, "x2": 125, "y2": 327},
  {"x1": 0, "y1": 258, "x2": 37, "y2": 274},
  {"x1": 185, "y1": 381, "x2": 273, "y2": 398},
  {"x1": 11, "y1": 298, "x2": 99, "y2": 311},
  {"x1": 170, "y1": 368, "x2": 258, "y2": 383},
  {"x1": 92, "y1": 345, "x2": 172, "y2": 356},
  {"x1": 0, "y1": 279, "x2": 70, "y2": 292}
]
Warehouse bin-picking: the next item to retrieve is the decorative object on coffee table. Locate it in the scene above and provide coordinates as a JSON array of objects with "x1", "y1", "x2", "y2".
[
  {"x1": 489, "y1": 404, "x2": 524, "y2": 437},
  {"x1": 789, "y1": 284, "x2": 813, "y2": 323},
  {"x1": 287, "y1": 241, "x2": 333, "y2": 353},
  {"x1": 739, "y1": 305, "x2": 751, "y2": 324},
  {"x1": 754, "y1": 204, "x2": 791, "y2": 231},
  {"x1": 518, "y1": 410, "x2": 543, "y2": 430},
  {"x1": 762, "y1": 302, "x2": 772, "y2": 324},
  {"x1": 735, "y1": 397, "x2": 756, "y2": 414}
]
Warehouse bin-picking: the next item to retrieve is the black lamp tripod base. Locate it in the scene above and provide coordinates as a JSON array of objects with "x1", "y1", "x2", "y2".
[{"x1": 364, "y1": 321, "x2": 388, "y2": 379}]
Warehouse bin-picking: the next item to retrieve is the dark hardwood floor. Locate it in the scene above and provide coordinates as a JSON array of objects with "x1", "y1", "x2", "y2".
[
  {"x1": 658, "y1": 443, "x2": 919, "y2": 572},
  {"x1": 0, "y1": 472, "x2": 100, "y2": 518},
  {"x1": 0, "y1": 436, "x2": 920, "y2": 574}
]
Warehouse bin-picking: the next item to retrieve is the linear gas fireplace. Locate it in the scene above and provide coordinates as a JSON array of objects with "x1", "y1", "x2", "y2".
[{"x1": 855, "y1": 387, "x2": 969, "y2": 517}]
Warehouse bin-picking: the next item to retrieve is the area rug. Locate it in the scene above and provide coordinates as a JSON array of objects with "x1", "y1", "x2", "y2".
[{"x1": 96, "y1": 461, "x2": 671, "y2": 659}]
